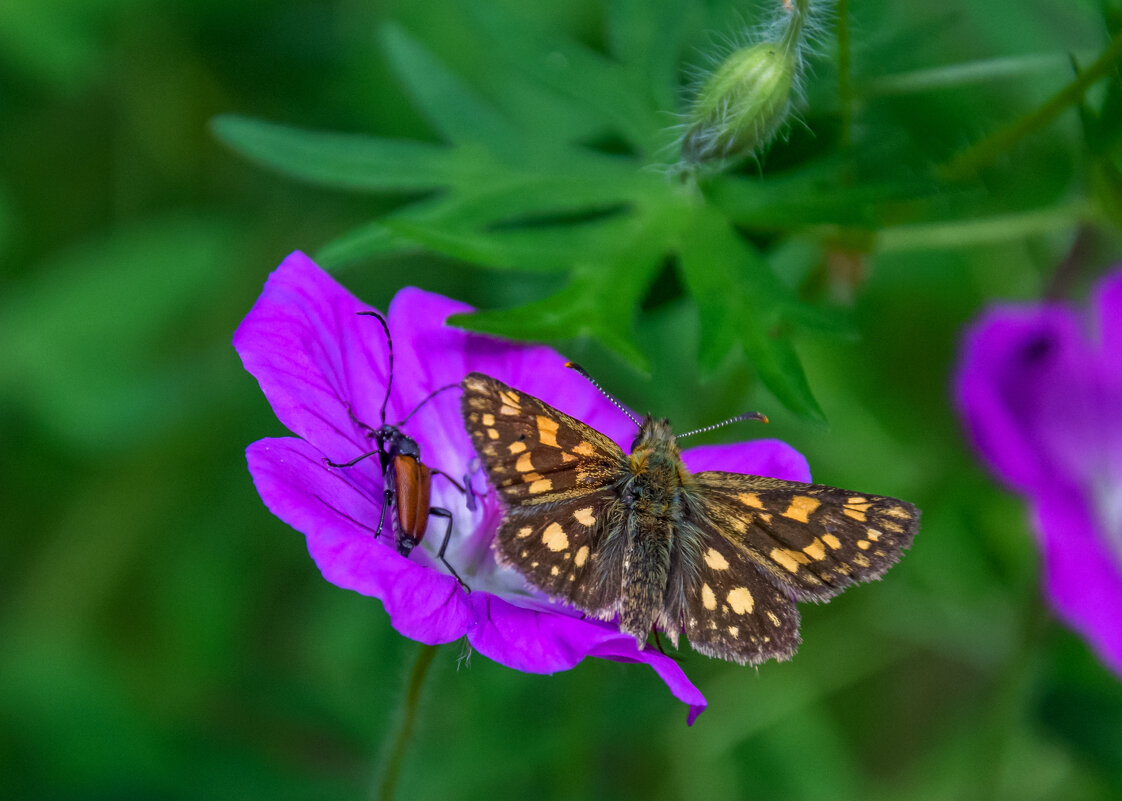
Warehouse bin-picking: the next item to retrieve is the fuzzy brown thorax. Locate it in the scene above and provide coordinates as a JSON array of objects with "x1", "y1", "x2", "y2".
[{"x1": 620, "y1": 416, "x2": 690, "y2": 641}]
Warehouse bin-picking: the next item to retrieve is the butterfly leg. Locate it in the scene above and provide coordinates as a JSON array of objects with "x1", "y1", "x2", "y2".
[{"x1": 429, "y1": 507, "x2": 469, "y2": 591}]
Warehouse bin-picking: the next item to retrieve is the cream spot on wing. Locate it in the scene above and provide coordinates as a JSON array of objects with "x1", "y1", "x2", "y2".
[
  {"x1": 508, "y1": 441, "x2": 527, "y2": 455},
  {"x1": 536, "y1": 415, "x2": 559, "y2": 448},
  {"x1": 499, "y1": 405, "x2": 519, "y2": 416},
  {"x1": 867, "y1": 529, "x2": 882, "y2": 542},
  {"x1": 884, "y1": 505, "x2": 912, "y2": 519},
  {"x1": 737, "y1": 492, "x2": 765, "y2": 509},
  {"x1": 529, "y1": 478, "x2": 553, "y2": 494},
  {"x1": 573, "y1": 441, "x2": 596, "y2": 457},
  {"x1": 574, "y1": 545, "x2": 589, "y2": 567},
  {"x1": 846, "y1": 501, "x2": 872, "y2": 512},
  {"x1": 853, "y1": 553, "x2": 870, "y2": 567},
  {"x1": 499, "y1": 390, "x2": 520, "y2": 406},
  {"x1": 822, "y1": 533, "x2": 842, "y2": 550},
  {"x1": 847, "y1": 496, "x2": 867, "y2": 504},
  {"x1": 542, "y1": 523, "x2": 568, "y2": 552},
  {"x1": 843, "y1": 508, "x2": 867, "y2": 522},
  {"x1": 704, "y1": 548, "x2": 730, "y2": 570},
  {"x1": 701, "y1": 584, "x2": 717, "y2": 611},
  {"x1": 730, "y1": 517, "x2": 748, "y2": 533},
  {"x1": 770, "y1": 548, "x2": 804, "y2": 573},
  {"x1": 767, "y1": 611, "x2": 782, "y2": 627},
  {"x1": 515, "y1": 452, "x2": 534, "y2": 473},
  {"x1": 481, "y1": 413, "x2": 495, "y2": 426},
  {"x1": 573, "y1": 507, "x2": 595, "y2": 527},
  {"x1": 487, "y1": 428, "x2": 499, "y2": 440},
  {"x1": 561, "y1": 452, "x2": 576, "y2": 463},
  {"x1": 727, "y1": 587, "x2": 754, "y2": 615},
  {"x1": 802, "y1": 538, "x2": 826, "y2": 561},
  {"x1": 882, "y1": 520, "x2": 904, "y2": 533},
  {"x1": 517, "y1": 526, "x2": 533, "y2": 539},
  {"x1": 782, "y1": 496, "x2": 821, "y2": 523},
  {"x1": 728, "y1": 626, "x2": 739, "y2": 637},
  {"x1": 551, "y1": 565, "x2": 560, "y2": 576},
  {"x1": 857, "y1": 539, "x2": 870, "y2": 550}
]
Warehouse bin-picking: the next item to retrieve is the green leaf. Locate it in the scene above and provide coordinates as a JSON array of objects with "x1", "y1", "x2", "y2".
[
  {"x1": 705, "y1": 165, "x2": 929, "y2": 230},
  {"x1": 211, "y1": 114, "x2": 479, "y2": 192},
  {"x1": 678, "y1": 207, "x2": 826, "y2": 422},
  {"x1": 378, "y1": 23, "x2": 523, "y2": 150},
  {"x1": 607, "y1": 0, "x2": 700, "y2": 114},
  {"x1": 466, "y1": 3, "x2": 665, "y2": 156},
  {"x1": 450, "y1": 213, "x2": 669, "y2": 368}
]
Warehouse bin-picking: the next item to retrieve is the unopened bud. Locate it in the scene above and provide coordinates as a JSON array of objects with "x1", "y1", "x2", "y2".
[{"x1": 681, "y1": 41, "x2": 797, "y2": 167}]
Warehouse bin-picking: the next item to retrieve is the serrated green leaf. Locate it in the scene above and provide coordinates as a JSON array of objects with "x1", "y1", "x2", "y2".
[
  {"x1": 678, "y1": 207, "x2": 825, "y2": 423},
  {"x1": 466, "y1": 3, "x2": 665, "y2": 156},
  {"x1": 316, "y1": 221, "x2": 421, "y2": 268},
  {"x1": 705, "y1": 166, "x2": 927, "y2": 229},
  {"x1": 379, "y1": 23, "x2": 522, "y2": 150},
  {"x1": 607, "y1": 0, "x2": 700, "y2": 114},
  {"x1": 449, "y1": 219, "x2": 668, "y2": 369},
  {"x1": 211, "y1": 114, "x2": 480, "y2": 191},
  {"x1": 385, "y1": 212, "x2": 642, "y2": 272}
]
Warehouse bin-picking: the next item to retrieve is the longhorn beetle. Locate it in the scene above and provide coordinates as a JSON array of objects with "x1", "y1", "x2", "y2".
[{"x1": 325, "y1": 311, "x2": 470, "y2": 590}]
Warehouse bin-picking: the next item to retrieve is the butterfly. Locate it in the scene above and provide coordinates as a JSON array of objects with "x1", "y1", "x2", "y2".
[{"x1": 460, "y1": 368, "x2": 920, "y2": 665}]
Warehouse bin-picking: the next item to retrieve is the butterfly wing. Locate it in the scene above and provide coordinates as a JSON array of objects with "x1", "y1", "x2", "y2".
[
  {"x1": 675, "y1": 516, "x2": 802, "y2": 665},
  {"x1": 691, "y1": 472, "x2": 920, "y2": 601},
  {"x1": 461, "y1": 372, "x2": 628, "y2": 614},
  {"x1": 461, "y1": 373, "x2": 625, "y2": 505}
]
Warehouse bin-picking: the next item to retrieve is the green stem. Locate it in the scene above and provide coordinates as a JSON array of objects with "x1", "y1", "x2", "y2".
[
  {"x1": 781, "y1": 0, "x2": 811, "y2": 55},
  {"x1": 376, "y1": 643, "x2": 438, "y2": 801},
  {"x1": 837, "y1": 0, "x2": 852, "y2": 148},
  {"x1": 940, "y1": 29, "x2": 1122, "y2": 181}
]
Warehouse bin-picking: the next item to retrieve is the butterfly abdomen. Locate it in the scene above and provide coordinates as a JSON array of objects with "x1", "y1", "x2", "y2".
[{"x1": 618, "y1": 417, "x2": 694, "y2": 644}]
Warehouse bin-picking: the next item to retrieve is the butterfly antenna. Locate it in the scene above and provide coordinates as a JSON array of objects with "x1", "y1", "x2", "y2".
[
  {"x1": 565, "y1": 362, "x2": 641, "y2": 427},
  {"x1": 357, "y1": 310, "x2": 393, "y2": 425},
  {"x1": 677, "y1": 412, "x2": 769, "y2": 439},
  {"x1": 397, "y1": 383, "x2": 460, "y2": 426}
]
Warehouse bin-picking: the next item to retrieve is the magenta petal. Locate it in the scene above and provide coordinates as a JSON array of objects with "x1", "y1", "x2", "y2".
[
  {"x1": 466, "y1": 593, "x2": 707, "y2": 722},
  {"x1": 954, "y1": 307, "x2": 1084, "y2": 494},
  {"x1": 1033, "y1": 493, "x2": 1122, "y2": 675},
  {"x1": 246, "y1": 437, "x2": 473, "y2": 644},
  {"x1": 1095, "y1": 271, "x2": 1122, "y2": 366},
  {"x1": 682, "y1": 439, "x2": 811, "y2": 482},
  {"x1": 234, "y1": 252, "x2": 389, "y2": 460}
]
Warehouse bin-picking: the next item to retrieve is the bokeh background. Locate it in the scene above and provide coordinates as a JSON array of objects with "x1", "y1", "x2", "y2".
[{"x1": 3, "y1": 0, "x2": 1122, "y2": 799}]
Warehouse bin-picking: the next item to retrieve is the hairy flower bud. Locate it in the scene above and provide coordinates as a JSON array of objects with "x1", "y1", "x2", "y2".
[{"x1": 681, "y1": 41, "x2": 798, "y2": 167}]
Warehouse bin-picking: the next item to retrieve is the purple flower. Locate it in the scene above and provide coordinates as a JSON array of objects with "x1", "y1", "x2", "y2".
[
  {"x1": 235, "y1": 252, "x2": 813, "y2": 723},
  {"x1": 956, "y1": 270, "x2": 1122, "y2": 676}
]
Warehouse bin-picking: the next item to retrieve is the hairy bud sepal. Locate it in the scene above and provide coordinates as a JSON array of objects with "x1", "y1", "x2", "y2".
[{"x1": 681, "y1": 41, "x2": 798, "y2": 168}]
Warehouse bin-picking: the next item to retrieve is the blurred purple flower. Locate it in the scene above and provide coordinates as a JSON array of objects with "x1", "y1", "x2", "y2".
[
  {"x1": 956, "y1": 270, "x2": 1122, "y2": 676},
  {"x1": 235, "y1": 252, "x2": 814, "y2": 723}
]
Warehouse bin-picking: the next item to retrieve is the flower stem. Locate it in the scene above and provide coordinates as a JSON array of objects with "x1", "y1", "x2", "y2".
[
  {"x1": 780, "y1": 0, "x2": 811, "y2": 55},
  {"x1": 939, "y1": 28, "x2": 1122, "y2": 181},
  {"x1": 376, "y1": 643, "x2": 438, "y2": 801}
]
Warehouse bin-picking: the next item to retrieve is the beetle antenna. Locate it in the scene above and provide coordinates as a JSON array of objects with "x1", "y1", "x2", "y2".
[
  {"x1": 357, "y1": 310, "x2": 393, "y2": 425},
  {"x1": 397, "y1": 383, "x2": 460, "y2": 426}
]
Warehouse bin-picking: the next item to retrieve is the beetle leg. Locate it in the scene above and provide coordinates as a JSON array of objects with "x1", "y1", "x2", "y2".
[{"x1": 429, "y1": 507, "x2": 468, "y2": 591}]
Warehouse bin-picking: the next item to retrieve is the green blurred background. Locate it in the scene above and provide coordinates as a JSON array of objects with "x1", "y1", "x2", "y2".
[{"x1": 3, "y1": 0, "x2": 1122, "y2": 799}]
